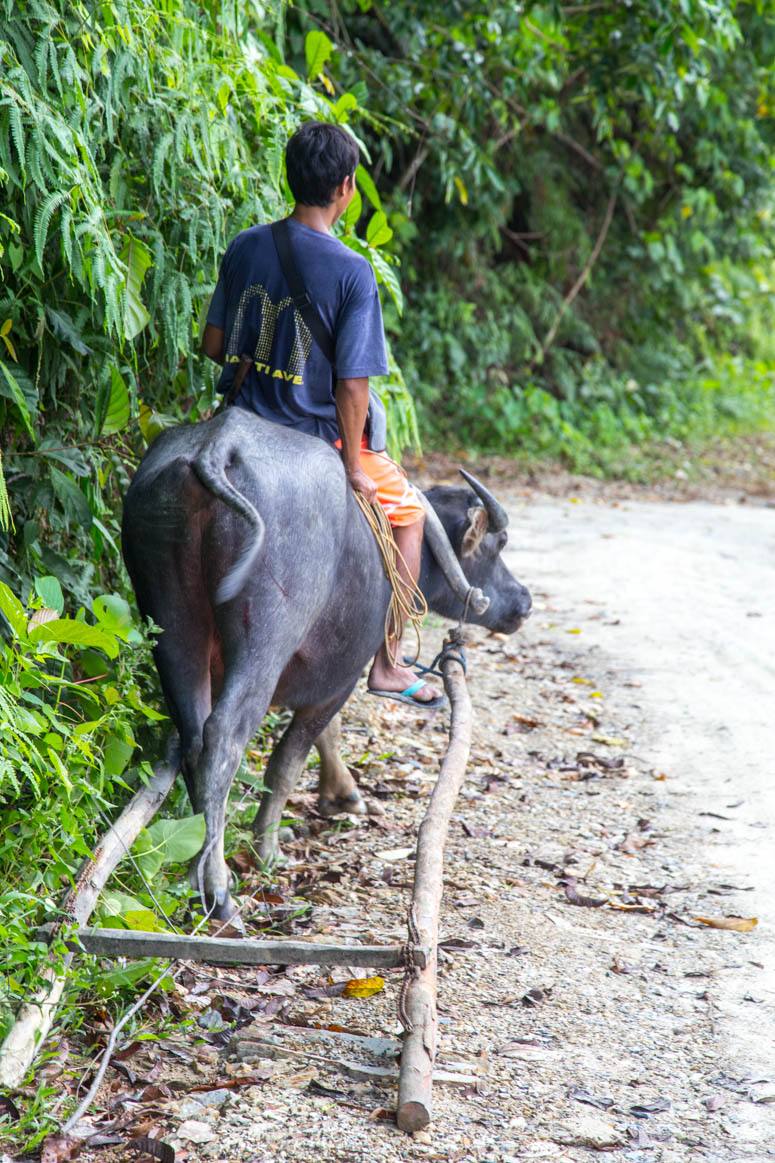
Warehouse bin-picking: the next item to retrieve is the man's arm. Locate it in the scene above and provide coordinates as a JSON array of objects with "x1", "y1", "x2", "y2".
[
  {"x1": 202, "y1": 324, "x2": 225, "y2": 365},
  {"x1": 335, "y1": 377, "x2": 377, "y2": 504}
]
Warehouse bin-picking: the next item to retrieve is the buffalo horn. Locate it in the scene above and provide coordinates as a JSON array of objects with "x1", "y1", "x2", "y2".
[
  {"x1": 421, "y1": 497, "x2": 490, "y2": 616},
  {"x1": 459, "y1": 469, "x2": 509, "y2": 532}
]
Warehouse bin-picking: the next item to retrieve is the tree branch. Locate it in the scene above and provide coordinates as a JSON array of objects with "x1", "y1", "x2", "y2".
[{"x1": 539, "y1": 191, "x2": 617, "y2": 359}]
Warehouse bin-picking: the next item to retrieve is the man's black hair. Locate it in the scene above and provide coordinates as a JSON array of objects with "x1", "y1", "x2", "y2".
[{"x1": 285, "y1": 121, "x2": 359, "y2": 207}]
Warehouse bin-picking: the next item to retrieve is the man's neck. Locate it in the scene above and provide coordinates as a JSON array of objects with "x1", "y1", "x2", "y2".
[{"x1": 290, "y1": 204, "x2": 337, "y2": 234}]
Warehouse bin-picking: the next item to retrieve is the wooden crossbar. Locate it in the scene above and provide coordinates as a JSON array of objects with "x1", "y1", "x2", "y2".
[{"x1": 34, "y1": 925, "x2": 429, "y2": 970}]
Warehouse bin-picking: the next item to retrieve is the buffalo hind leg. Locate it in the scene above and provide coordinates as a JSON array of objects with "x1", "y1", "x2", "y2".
[
  {"x1": 189, "y1": 674, "x2": 278, "y2": 920},
  {"x1": 315, "y1": 715, "x2": 366, "y2": 818},
  {"x1": 253, "y1": 702, "x2": 346, "y2": 862}
]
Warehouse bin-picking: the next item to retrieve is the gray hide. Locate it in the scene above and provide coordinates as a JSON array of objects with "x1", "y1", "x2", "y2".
[{"x1": 122, "y1": 408, "x2": 531, "y2": 918}]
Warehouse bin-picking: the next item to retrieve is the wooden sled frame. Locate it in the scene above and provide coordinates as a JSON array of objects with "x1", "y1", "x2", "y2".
[{"x1": 0, "y1": 635, "x2": 471, "y2": 1134}]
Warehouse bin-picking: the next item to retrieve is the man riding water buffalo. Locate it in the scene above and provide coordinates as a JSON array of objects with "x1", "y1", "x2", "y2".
[
  {"x1": 122, "y1": 125, "x2": 531, "y2": 918},
  {"x1": 202, "y1": 121, "x2": 442, "y2": 709}
]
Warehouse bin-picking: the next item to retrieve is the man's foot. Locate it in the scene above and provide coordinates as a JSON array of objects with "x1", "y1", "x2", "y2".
[{"x1": 367, "y1": 661, "x2": 444, "y2": 708}]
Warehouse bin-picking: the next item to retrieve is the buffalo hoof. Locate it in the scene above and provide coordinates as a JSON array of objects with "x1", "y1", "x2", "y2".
[
  {"x1": 188, "y1": 858, "x2": 239, "y2": 923},
  {"x1": 317, "y1": 789, "x2": 367, "y2": 818}
]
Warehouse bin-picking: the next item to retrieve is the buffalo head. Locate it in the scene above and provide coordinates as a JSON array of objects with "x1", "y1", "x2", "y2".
[{"x1": 421, "y1": 471, "x2": 532, "y2": 634}]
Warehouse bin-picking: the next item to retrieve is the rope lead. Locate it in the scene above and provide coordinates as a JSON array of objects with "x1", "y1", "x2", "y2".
[{"x1": 353, "y1": 492, "x2": 428, "y2": 667}]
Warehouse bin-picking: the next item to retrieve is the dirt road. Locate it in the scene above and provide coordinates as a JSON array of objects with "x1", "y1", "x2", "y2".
[
  {"x1": 67, "y1": 488, "x2": 775, "y2": 1163},
  {"x1": 507, "y1": 492, "x2": 775, "y2": 1159}
]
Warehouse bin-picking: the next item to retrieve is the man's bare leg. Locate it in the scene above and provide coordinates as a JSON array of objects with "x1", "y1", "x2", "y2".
[{"x1": 367, "y1": 515, "x2": 442, "y2": 704}]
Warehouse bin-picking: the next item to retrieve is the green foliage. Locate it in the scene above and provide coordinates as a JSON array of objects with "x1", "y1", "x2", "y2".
[
  {"x1": 397, "y1": 264, "x2": 775, "y2": 472},
  {"x1": 0, "y1": 1, "x2": 417, "y2": 605},
  {"x1": 0, "y1": 581, "x2": 163, "y2": 1036},
  {"x1": 301, "y1": 0, "x2": 775, "y2": 461}
]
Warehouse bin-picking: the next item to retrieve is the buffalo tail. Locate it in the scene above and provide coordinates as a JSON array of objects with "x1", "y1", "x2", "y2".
[{"x1": 191, "y1": 441, "x2": 265, "y2": 604}]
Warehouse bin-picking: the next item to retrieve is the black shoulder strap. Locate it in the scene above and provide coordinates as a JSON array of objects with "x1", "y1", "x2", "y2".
[{"x1": 270, "y1": 219, "x2": 335, "y2": 367}]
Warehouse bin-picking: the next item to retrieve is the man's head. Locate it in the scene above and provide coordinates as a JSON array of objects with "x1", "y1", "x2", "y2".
[{"x1": 285, "y1": 121, "x2": 359, "y2": 208}]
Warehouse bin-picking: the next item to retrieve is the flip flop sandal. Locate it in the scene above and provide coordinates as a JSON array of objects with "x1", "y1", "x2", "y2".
[{"x1": 368, "y1": 678, "x2": 447, "y2": 711}]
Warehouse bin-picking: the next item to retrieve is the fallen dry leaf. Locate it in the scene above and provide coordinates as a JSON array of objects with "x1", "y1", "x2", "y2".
[
  {"x1": 607, "y1": 901, "x2": 657, "y2": 913},
  {"x1": 342, "y1": 975, "x2": 385, "y2": 999},
  {"x1": 126, "y1": 1138, "x2": 175, "y2": 1163},
  {"x1": 0, "y1": 1094, "x2": 20, "y2": 1120},
  {"x1": 374, "y1": 846, "x2": 414, "y2": 862},
  {"x1": 695, "y1": 916, "x2": 758, "y2": 932},
  {"x1": 563, "y1": 880, "x2": 607, "y2": 908},
  {"x1": 617, "y1": 834, "x2": 654, "y2": 855},
  {"x1": 40, "y1": 1137, "x2": 81, "y2": 1163}
]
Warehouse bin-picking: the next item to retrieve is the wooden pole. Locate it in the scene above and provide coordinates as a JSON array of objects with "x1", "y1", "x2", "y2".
[
  {"x1": 33, "y1": 926, "x2": 429, "y2": 971},
  {"x1": 0, "y1": 737, "x2": 180, "y2": 1089},
  {"x1": 397, "y1": 635, "x2": 472, "y2": 1132}
]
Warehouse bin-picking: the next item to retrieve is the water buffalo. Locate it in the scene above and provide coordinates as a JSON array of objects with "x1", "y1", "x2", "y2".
[{"x1": 122, "y1": 408, "x2": 531, "y2": 918}]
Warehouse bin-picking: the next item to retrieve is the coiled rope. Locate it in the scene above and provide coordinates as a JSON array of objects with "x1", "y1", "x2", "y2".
[{"x1": 353, "y1": 491, "x2": 428, "y2": 667}]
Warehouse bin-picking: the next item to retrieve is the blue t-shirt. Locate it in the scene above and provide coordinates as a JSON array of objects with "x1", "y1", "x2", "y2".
[{"x1": 207, "y1": 219, "x2": 389, "y2": 445}]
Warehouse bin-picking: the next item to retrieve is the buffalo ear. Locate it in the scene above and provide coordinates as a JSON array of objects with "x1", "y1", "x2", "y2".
[{"x1": 461, "y1": 505, "x2": 488, "y2": 557}]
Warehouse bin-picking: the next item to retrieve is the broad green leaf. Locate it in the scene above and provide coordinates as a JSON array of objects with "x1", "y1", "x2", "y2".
[
  {"x1": 0, "y1": 580, "x2": 27, "y2": 639},
  {"x1": 1, "y1": 318, "x2": 17, "y2": 361},
  {"x1": 123, "y1": 909, "x2": 169, "y2": 932},
  {"x1": 28, "y1": 617, "x2": 119, "y2": 658},
  {"x1": 50, "y1": 466, "x2": 93, "y2": 529},
  {"x1": 95, "y1": 891, "x2": 146, "y2": 927},
  {"x1": 369, "y1": 248, "x2": 404, "y2": 314},
  {"x1": 216, "y1": 78, "x2": 232, "y2": 113},
  {"x1": 119, "y1": 234, "x2": 152, "y2": 341},
  {"x1": 366, "y1": 210, "x2": 393, "y2": 248},
  {"x1": 94, "y1": 593, "x2": 141, "y2": 642},
  {"x1": 105, "y1": 375, "x2": 135, "y2": 440},
  {"x1": 101, "y1": 366, "x2": 130, "y2": 435},
  {"x1": 305, "y1": 29, "x2": 333, "y2": 79},
  {"x1": 47, "y1": 745, "x2": 72, "y2": 793},
  {"x1": 342, "y1": 188, "x2": 362, "y2": 232},
  {"x1": 46, "y1": 307, "x2": 93, "y2": 355},
  {"x1": 103, "y1": 735, "x2": 135, "y2": 776},
  {"x1": 138, "y1": 402, "x2": 177, "y2": 444},
  {"x1": 334, "y1": 92, "x2": 358, "y2": 121},
  {"x1": 356, "y1": 165, "x2": 381, "y2": 211},
  {"x1": 34, "y1": 576, "x2": 64, "y2": 615},
  {"x1": 37, "y1": 438, "x2": 89, "y2": 477},
  {"x1": 126, "y1": 689, "x2": 167, "y2": 720},
  {"x1": 145, "y1": 814, "x2": 206, "y2": 864},
  {"x1": 133, "y1": 814, "x2": 205, "y2": 879},
  {"x1": 0, "y1": 359, "x2": 34, "y2": 440},
  {"x1": 92, "y1": 516, "x2": 121, "y2": 557}
]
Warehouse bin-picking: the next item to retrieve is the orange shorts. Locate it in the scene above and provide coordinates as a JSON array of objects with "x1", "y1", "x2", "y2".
[{"x1": 335, "y1": 438, "x2": 425, "y2": 527}]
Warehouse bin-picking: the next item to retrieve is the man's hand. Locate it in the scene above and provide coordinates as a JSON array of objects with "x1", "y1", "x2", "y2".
[{"x1": 346, "y1": 466, "x2": 378, "y2": 505}]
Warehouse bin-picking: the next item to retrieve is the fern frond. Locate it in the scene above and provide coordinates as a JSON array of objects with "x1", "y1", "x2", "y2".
[
  {"x1": 49, "y1": 35, "x2": 63, "y2": 97},
  {"x1": 174, "y1": 111, "x2": 189, "y2": 166},
  {"x1": 33, "y1": 188, "x2": 68, "y2": 268},
  {"x1": 60, "y1": 202, "x2": 73, "y2": 267},
  {"x1": 8, "y1": 100, "x2": 25, "y2": 180},
  {"x1": 27, "y1": 122, "x2": 49, "y2": 190},
  {"x1": 108, "y1": 151, "x2": 124, "y2": 203},
  {"x1": 34, "y1": 29, "x2": 50, "y2": 91},
  {"x1": 151, "y1": 131, "x2": 173, "y2": 198}
]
